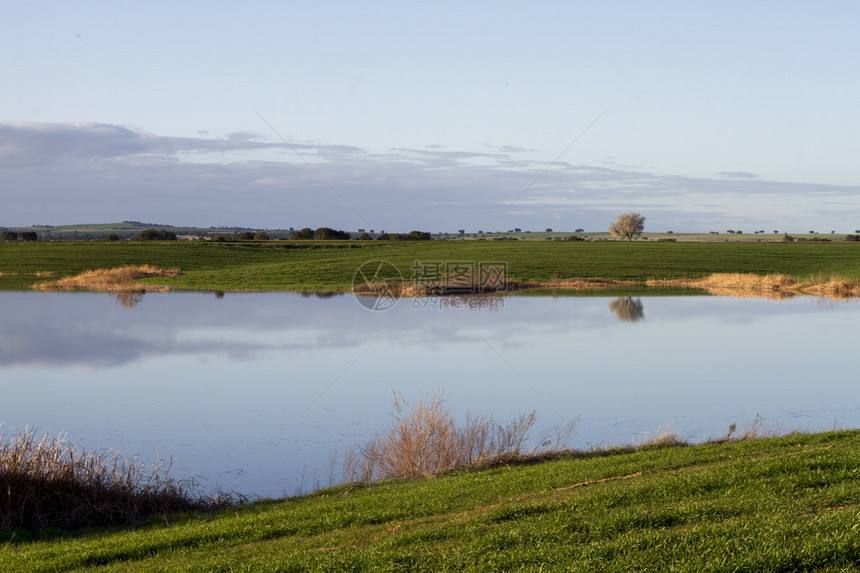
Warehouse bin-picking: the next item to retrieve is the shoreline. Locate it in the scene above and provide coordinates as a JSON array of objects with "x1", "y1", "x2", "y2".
[{"x1": 28, "y1": 266, "x2": 860, "y2": 300}]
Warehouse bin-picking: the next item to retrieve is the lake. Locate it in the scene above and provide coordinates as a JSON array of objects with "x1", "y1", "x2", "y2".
[{"x1": 1, "y1": 290, "x2": 857, "y2": 498}]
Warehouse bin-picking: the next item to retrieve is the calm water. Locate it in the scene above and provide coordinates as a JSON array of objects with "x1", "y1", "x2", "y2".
[{"x1": 1, "y1": 290, "x2": 857, "y2": 498}]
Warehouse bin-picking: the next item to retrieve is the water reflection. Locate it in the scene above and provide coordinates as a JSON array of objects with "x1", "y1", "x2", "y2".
[
  {"x1": 1, "y1": 291, "x2": 858, "y2": 497},
  {"x1": 112, "y1": 292, "x2": 144, "y2": 308},
  {"x1": 609, "y1": 297, "x2": 645, "y2": 322}
]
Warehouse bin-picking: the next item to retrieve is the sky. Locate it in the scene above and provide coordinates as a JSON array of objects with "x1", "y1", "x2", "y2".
[{"x1": 2, "y1": 1, "x2": 859, "y2": 233}]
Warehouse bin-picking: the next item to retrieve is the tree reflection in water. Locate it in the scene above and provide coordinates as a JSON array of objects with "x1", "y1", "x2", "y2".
[
  {"x1": 112, "y1": 293, "x2": 144, "y2": 308},
  {"x1": 609, "y1": 297, "x2": 644, "y2": 322}
]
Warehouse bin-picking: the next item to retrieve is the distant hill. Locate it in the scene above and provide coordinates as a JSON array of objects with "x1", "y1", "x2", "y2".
[{"x1": 2, "y1": 222, "x2": 297, "y2": 240}]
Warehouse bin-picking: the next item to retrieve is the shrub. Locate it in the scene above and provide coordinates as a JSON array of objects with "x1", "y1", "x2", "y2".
[
  {"x1": 135, "y1": 229, "x2": 177, "y2": 241},
  {"x1": 0, "y1": 429, "x2": 242, "y2": 532},
  {"x1": 343, "y1": 391, "x2": 574, "y2": 483}
]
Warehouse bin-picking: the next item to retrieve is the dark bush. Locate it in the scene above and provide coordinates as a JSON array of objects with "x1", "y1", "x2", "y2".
[
  {"x1": 289, "y1": 227, "x2": 314, "y2": 240},
  {"x1": 135, "y1": 229, "x2": 177, "y2": 241},
  {"x1": 314, "y1": 227, "x2": 351, "y2": 240}
]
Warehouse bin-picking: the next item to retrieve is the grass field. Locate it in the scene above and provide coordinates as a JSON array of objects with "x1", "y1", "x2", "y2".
[
  {"x1": 2, "y1": 430, "x2": 858, "y2": 571},
  {"x1": 2, "y1": 239, "x2": 859, "y2": 292}
]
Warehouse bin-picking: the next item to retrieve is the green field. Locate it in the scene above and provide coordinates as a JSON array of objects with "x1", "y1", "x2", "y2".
[
  {"x1": 1, "y1": 239, "x2": 859, "y2": 292},
  {"x1": 3, "y1": 431, "x2": 859, "y2": 571}
]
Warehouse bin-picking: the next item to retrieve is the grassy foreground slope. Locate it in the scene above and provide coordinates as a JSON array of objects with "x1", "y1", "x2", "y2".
[
  {"x1": 3, "y1": 431, "x2": 859, "y2": 571},
  {"x1": 2, "y1": 240, "x2": 859, "y2": 291}
]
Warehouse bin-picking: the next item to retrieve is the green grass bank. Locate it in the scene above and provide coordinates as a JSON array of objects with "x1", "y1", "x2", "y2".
[
  {"x1": 2, "y1": 240, "x2": 859, "y2": 292},
  {"x1": 2, "y1": 430, "x2": 859, "y2": 571}
]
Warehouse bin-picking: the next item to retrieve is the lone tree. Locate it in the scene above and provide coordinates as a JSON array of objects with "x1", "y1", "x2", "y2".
[{"x1": 609, "y1": 213, "x2": 646, "y2": 241}]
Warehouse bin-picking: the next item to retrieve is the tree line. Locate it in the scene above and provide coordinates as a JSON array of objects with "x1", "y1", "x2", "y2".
[{"x1": 0, "y1": 231, "x2": 38, "y2": 242}]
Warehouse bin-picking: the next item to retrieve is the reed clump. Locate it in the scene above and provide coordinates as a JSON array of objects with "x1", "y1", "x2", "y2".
[
  {"x1": 649, "y1": 273, "x2": 860, "y2": 299},
  {"x1": 353, "y1": 277, "x2": 637, "y2": 298},
  {"x1": 343, "y1": 391, "x2": 574, "y2": 483},
  {"x1": 32, "y1": 265, "x2": 180, "y2": 293},
  {"x1": 0, "y1": 428, "x2": 241, "y2": 532}
]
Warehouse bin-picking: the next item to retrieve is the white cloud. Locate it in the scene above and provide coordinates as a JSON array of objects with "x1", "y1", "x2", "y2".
[{"x1": 1, "y1": 122, "x2": 858, "y2": 233}]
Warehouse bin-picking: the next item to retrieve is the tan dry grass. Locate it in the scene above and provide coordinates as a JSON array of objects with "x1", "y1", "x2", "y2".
[
  {"x1": 0, "y1": 427, "x2": 240, "y2": 532},
  {"x1": 343, "y1": 391, "x2": 574, "y2": 483},
  {"x1": 353, "y1": 277, "x2": 638, "y2": 297},
  {"x1": 32, "y1": 265, "x2": 180, "y2": 293},
  {"x1": 648, "y1": 273, "x2": 860, "y2": 300}
]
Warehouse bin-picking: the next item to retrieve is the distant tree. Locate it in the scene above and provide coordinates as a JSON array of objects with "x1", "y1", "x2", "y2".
[
  {"x1": 313, "y1": 227, "x2": 350, "y2": 240},
  {"x1": 212, "y1": 235, "x2": 227, "y2": 242},
  {"x1": 357, "y1": 232, "x2": 372, "y2": 240},
  {"x1": 608, "y1": 213, "x2": 646, "y2": 241},
  {"x1": 253, "y1": 231, "x2": 269, "y2": 240},
  {"x1": 403, "y1": 230, "x2": 431, "y2": 241},
  {"x1": 575, "y1": 228, "x2": 584, "y2": 233},
  {"x1": 376, "y1": 232, "x2": 397, "y2": 240},
  {"x1": 844, "y1": 234, "x2": 860, "y2": 242},
  {"x1": 289, "y1": 227, "x2": 314, "y2": 240},
  {"x1": 546, "y1": 228, "x2": 553, "y2": 233},
  {"x1": 135, "y1": 229, "x2": 177, "y2": 241},
  {"x1": 19, "y1": 231, "x2": 38, "y2": 241},
  {"x1": 514, "y1": 228, "x2": 522, "y2": 233},
  {"x1": 458, "y1": 229, "x2": 465, "y2": 235},
  {"x1": 1, "y1": 231, "x2": 18, "y2": 242},
  {"x1": 105, "y1": 233, "x2": 120, "y2": 242},
  {"x1": 773, "y1": 230, "x2": 779, "y2": 234},
  {"x1": 234, "y1": 231, "x2": 256, "y2": 240}
]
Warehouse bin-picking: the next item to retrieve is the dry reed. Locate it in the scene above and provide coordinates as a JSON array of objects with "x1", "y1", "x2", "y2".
[
  {"x1": 0, "y1": 428, "x2": 241, "y2": 532},
  {"x1": 648, "y1": 273, "x2": 860, "y2": 299},
  {"x1": 353, "y1": 277, "x2": 637, "y2": 298},
  {"x1": 32, "y1": 265, "x2": 180, "y2": 293},
  {"x1": 343, "y1": 391, "x2": 575, "y2": 483}
]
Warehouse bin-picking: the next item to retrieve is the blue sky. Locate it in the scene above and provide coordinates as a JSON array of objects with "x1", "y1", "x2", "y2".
[{"x1": 2, "y1": 1, "x2": 859, "y2": 232}]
